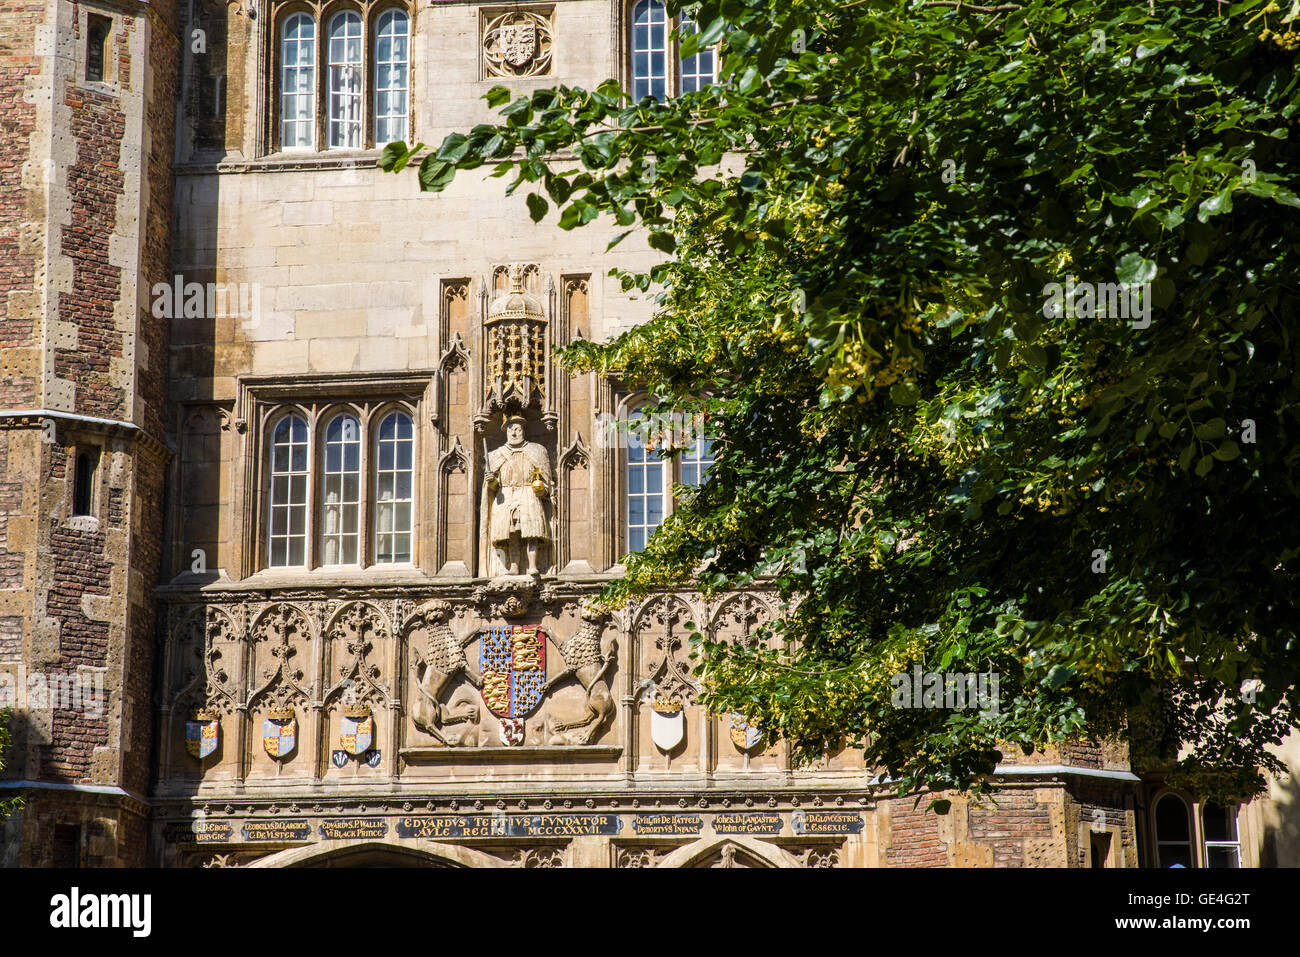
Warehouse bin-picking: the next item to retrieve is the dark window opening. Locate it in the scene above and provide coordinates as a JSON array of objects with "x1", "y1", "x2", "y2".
[
  {"x1": 53, "y1": 824, "x2": 81, "y2": 868},
  {"x1": 86, "y1": 15, "x2": 111, "y2": 83},
  {"x1": 73, "y1": 448, "x2": 99, "y2": 517},
  {"x1": 1090, "y1": 831, "x2": 1112, "y2": 868}
]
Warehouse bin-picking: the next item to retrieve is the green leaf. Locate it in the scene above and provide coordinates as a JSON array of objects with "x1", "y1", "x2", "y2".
[
  {"x1": 1194, "y1": 418, "x2": 1226, "y2": 440},
  {"x1": 526, "y1": 192, "x2": 548, "y2": 222},
  {"x1": 418, "y1": 156, "x2": 456, "y2": 192},
  {"x1": 648, "y1": 231, "x2": 677, "y2": 253},
  {"x1": 1116, "y1": 253, "x2": 1157, "y2": 285},
  {"x1": 1212, "y1": 441, "x2": 1240, "y2": 461},
  {"x1": 436, "y1": 133, "x2": 470, "y2": 163},
  {"x1": 1197, "y1": 190, "x2": 1234, "y2": 222}
]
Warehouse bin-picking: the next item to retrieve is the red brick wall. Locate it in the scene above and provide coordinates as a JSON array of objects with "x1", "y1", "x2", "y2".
[
  {"x1": 967, "y1": 788, "x2": 1055, "y2": 867},
  {"x1": 885, "y1": 799, "x2": 949, "y2": 867},
  {"x1": 41, "y1": 446, "x2": 112, "y2": 782},
  {"x1": 56, "y1": 78, "x2": 128, "y2": 419}
]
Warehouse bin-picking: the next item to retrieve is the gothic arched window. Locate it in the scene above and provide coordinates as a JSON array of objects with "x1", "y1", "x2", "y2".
[
  {"x1": 374, "y1": 410, "x2": 414, "y2": 563},
  {"x1": 280, "y1": 12, "x2": 316, "y2": 149},
  {"x1": 678, "y1": 15, "x2": 716, "y2": 93},
  {"x1": 630, "y1": 0, "x2": 669, "y2": 101},
  {"x1": 269, "y1": 414, "x2": 310, "y2": 566},
  {"x1": 374, "y1": 9, "x2": 410, "y2": 145},
  {"x1": 327, "y1": 10, "x2": 364, "y2": 148},
  {"x1": 1154, "y1": 792, "x2": 1194, "y2": 868},
  {"x1": 273, "y1": 3, "x2": 412, "y2": 153},
  {"x1": 321, "y1": 412, "x2": 362, "y2": 565}
]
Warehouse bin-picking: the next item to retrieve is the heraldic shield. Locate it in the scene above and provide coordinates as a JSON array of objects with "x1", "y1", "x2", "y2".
[
  {"x1": 340, "y1": 709, "x2": 374, "y2": 757},
  {"x1": 729, "y1": 713, "x2": 763, "y2": 752},
  {"x1": 479, "y1": 624, "x2": 547, "y2": 720},
  {"x1": 651, "y1": 699, "x2": 685, "y2": 752},
  {"x1": 502, "y1": 21, "x2": 536, "y2": 67},
  {"x1": 185, "y1": 710, "x2": 220, "y2": 760},
  {"x1": 263, "y1": 710, "x2": 298, "y2": 759}
]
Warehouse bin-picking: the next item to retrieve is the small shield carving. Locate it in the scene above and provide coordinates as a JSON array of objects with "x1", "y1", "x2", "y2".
[
  {"x1": 729, "y1": 713, "x2": 763, "y2": 752},
  {"x1": 502, "y1": 22, "x2": 536, "y2": 67},
  {"x1": 650, "y1": 701, "x2": 684, "y2": 752},
  {"x1": 263, "y1": 714, "x2": 297, "y2": 759},
  {"x1": 185, "y1": 714, "x2": 220, "y2": 760},
  {"x1": 340, "y1": 713, "x2": 374, "y2": 756}
]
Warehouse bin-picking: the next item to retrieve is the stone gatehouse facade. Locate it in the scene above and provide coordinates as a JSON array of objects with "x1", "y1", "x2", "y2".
[{"x1": 2, "y1": 0, "x2": 1297, "y2": 868}]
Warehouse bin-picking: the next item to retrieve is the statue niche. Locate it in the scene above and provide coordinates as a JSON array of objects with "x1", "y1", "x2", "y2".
[
  {"x1": 481, "y1": 415, "x2": 553, "y2": 577},
  {"x1": 475, "y1": 263, "x2": 556, "y2": 578}
]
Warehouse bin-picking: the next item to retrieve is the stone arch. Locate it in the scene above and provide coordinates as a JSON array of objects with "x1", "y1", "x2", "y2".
[
  {"x1": 246, "y1": 839, "x2": 509, "y2": 868},
  {"x1": 656, "y1": 836, "x2": 802, "y2": 869}
]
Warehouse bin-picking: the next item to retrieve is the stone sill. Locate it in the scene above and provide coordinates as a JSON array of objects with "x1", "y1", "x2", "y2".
[
  {"x1": 157, "y1": 569, "x2": 628, "y2": 595},
  {"x1": 175, "y1": 146, "x2": 578, "y2": 176}
]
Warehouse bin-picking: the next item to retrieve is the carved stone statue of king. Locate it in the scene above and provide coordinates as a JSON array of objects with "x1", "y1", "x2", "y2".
[{"x1": 483, "y1": 415, "x2": 552, "y2": 576}]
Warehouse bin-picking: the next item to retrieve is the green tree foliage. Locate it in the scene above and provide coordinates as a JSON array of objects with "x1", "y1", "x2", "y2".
[
  {"x1": 0, "y1": 710, "x2": 21, "y2": 821},
  {"x1": 385, "y1": 0, "x2": 1300, "y2": 804}
]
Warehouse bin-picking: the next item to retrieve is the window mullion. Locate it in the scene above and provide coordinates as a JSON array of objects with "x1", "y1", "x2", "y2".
[
  {"x1": 360, "y1": 414, "x2": 371, "y2": 567},
  {"x1": 316, "y1": 22, "x2": 327, "y2": 152},
  {"x1": 307, "y1": 410, "x2": 318, "y2": 568}
]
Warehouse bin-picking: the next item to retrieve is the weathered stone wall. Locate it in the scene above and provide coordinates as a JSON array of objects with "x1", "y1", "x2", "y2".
[{"x1": 0, "y1": 0, "x2": 177, "y2": 868}]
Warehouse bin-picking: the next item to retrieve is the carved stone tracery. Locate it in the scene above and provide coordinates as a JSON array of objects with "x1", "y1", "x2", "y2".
[
  {"x1": 483, "y1": 10, "x2": 554, "y2": 78},
  {"x1": 640, "y1": 596, "x2": 700, "y2": 708},
  {"x1": 248, "y1": 602, "x2": 313, "y2": 711}
]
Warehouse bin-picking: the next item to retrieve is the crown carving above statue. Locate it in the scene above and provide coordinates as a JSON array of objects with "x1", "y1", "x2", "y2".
[
  {"x1": 487, "y1": 263, "x2": 544, "y2": 324},
  {"x1": 484, "y1": 263, "x2": 549, "y2": 412}
]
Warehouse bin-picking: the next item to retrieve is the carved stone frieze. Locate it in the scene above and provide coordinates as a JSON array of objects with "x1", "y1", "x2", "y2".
[{"x1": 514, "y1": 846, "x2": 565, "y2": 868}]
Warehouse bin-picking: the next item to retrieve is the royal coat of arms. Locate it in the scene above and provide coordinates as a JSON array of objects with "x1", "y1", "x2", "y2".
[
  {"x1": 340, "y1": 705, "x2": 374, "y2": 757},
  {"x1": 185, "y1": 709, "x2": 220, "y2": 760},
  {"x1": 263, "y1": 709, "x2": 298, "y2": 759},
  {"x1": 729, "y1": 713, "x2": 763, "y2": 752},
  {"x1": 501, "y1": 21, "x2": 536, "y2": 67},
  {"x1": 480, "y1": 624, "x2": 546, "y2": 745}
]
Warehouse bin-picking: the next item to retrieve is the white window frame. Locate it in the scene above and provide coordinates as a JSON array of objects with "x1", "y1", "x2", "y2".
[
  {"x1": 622, "y1": 402, "x2": 714, "y2": 556},
  {"x1": 373, "y1": 9, "x2": 410, "y2": 146},
  {"x1": 268, "y1": 413, "x2": 311, "y2": 567},
  {"x1": 320, "y1": 411, "x2": 363, "y2": 566},
  {"x1": 373, "y1": 409, "x2": 415, "y2": 564},
  {"x1": 327, "y1": 10, "x2": 364, "y2": 149},
  {"x1": 629, "y1": 0, "x2": 718, "y2": 102},
  {"x1": 1200, "y1": 802, "x2": 1242, "y2": 869},
  {"x1": 280, "y1": 12, "x2": 317, "y2": 150}
]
